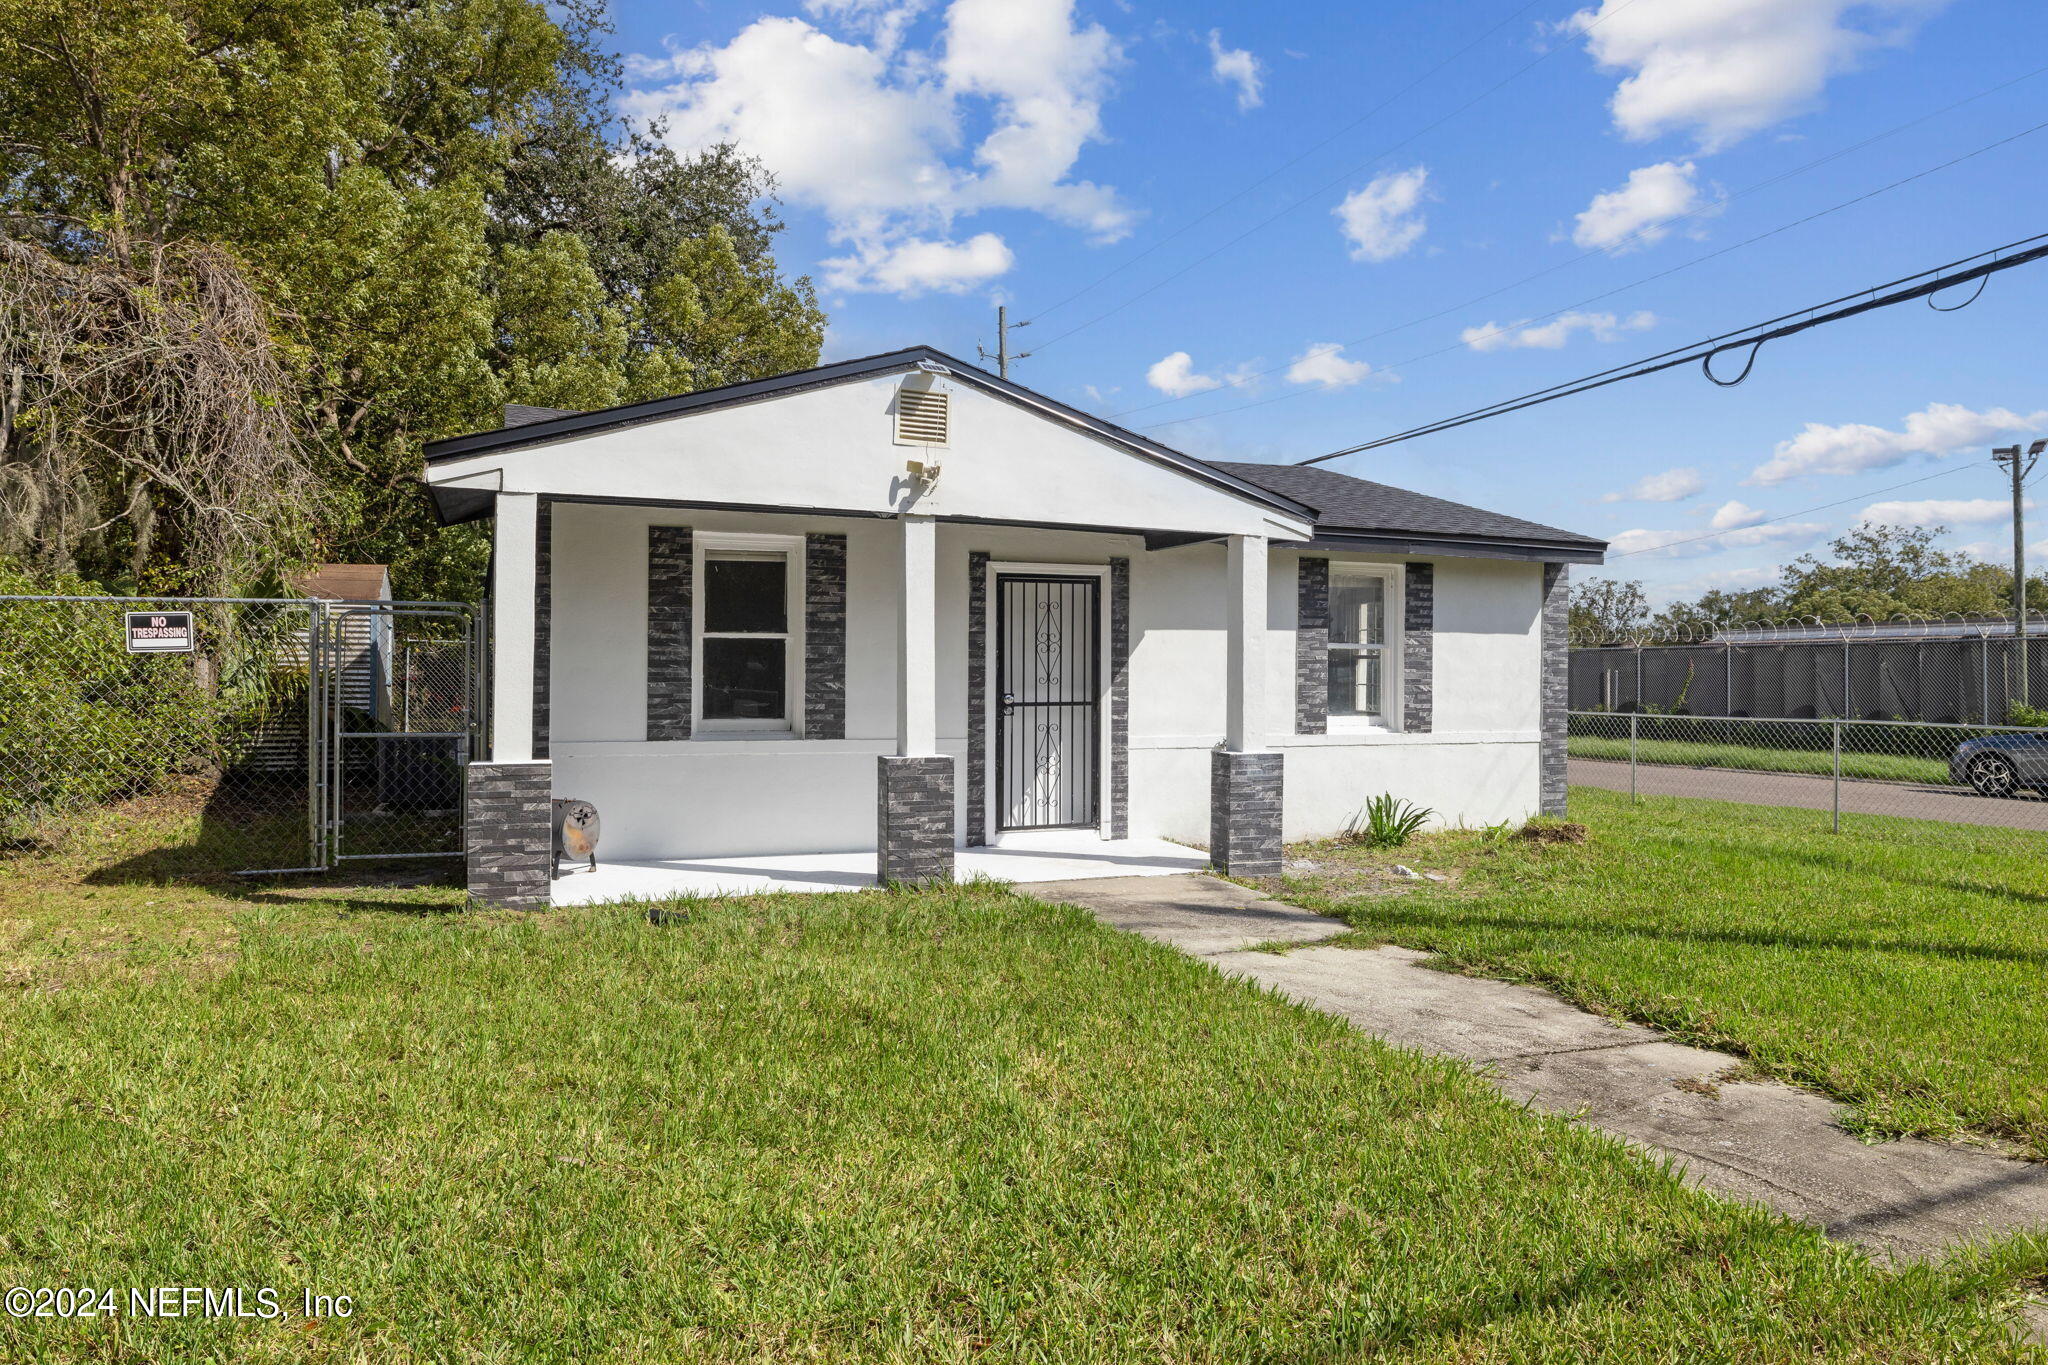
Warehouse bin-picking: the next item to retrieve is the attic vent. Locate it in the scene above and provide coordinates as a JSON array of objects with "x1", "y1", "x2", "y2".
[{"x1": 894, "y1": 387, "x2": 949, "y2": 446}]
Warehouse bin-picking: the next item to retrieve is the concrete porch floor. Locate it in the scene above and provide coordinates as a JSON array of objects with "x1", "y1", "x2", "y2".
[{"x1": 549, "y1": 830, "x2": 1207, "y2": 906}]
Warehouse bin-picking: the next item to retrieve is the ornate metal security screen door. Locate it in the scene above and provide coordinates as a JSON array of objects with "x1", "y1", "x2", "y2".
[{"x1": 996, "y1": 574, "x2": 1101, "y2": 831}]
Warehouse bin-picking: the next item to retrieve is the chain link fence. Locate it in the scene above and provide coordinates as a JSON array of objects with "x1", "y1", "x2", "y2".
[
  {"x1": 0, "y1": 594, "x2": 481, "y2": 880},
  {"x1": 1568, "y1": 710, "x2": 2048, "y2": 849}
]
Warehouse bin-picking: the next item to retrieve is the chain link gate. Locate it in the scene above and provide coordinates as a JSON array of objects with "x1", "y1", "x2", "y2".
[
  {"x1": 0, "y1": 594, "x2": 482, "y2": 878},
  {"x1": 310, "y1": 599, "x2": 485, "y2": 870}
]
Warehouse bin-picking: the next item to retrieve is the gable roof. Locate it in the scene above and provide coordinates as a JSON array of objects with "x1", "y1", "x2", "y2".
[
  {"x1": 425, "y1": 347, "x2": 1312, "y2": 523},
  {"x1": 503, "y1": 403, "x2": 575, "y2": 428},
  {"x1": 1211, "y1": 461, "x2": 1605, "y2": 564},
  {"x1": 293, "y1": 563, "x2": 391, "y2": 600}
]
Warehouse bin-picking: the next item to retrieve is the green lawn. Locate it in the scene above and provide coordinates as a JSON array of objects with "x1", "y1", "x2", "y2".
[
  {"x1": 1567, "y1": 734, "x2": 1953, "y2": 785},
  {"x1": 0, "y1": 819, "x2": 2042, "y2": 1358},
  {"x1": 1281, "y1": 787, "x2": 2048, "y2": 1161}
]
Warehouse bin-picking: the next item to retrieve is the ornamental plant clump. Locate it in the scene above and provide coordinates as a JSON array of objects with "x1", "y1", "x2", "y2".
[{"x1": 1354, "y1": 794, "x2": 1434, "y2": 849}]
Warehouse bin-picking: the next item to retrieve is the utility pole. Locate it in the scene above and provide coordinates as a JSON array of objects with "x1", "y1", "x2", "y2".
[
  {"x1": 1994, "y1": 439, "x2": 2044, "y2": 707},
  {"x1": 978, "y1": 305, "x2": 1030, "y2": 379}
]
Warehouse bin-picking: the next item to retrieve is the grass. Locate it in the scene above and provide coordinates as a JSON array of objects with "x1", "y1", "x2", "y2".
[
  {"x1": 1567, "y1": 734, "x2": 1953, "y2": 785},
  {"x1": 1280, "y1": 787, "x2": 2048, "y2": 1161},
  {"x1": 0, "y1": 810, "x2": 2043, "y2": 1359}
]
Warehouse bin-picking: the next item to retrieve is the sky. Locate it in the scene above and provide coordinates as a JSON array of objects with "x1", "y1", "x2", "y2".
[{"x1": 609, "y1": 0, "x2": 2048, "y2": 608}]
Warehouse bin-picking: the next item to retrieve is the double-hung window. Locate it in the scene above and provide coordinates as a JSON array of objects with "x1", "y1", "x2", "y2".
[
  {"x1": 1328, "y1": 566, "x2": 1398, "y2": 727},
  {"x1": 698, "y1": 537, "x2": 799, "y2": 731}
]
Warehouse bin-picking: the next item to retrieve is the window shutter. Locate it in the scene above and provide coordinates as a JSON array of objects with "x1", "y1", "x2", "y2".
[
  {"x1": 1402, "y1": 563, "x2": 1434, "y2": 733},
  {"x1": 647, "y1": 526, "x2": 693, "y2": 740},
  {"x1": 1295, "y1": 557, "x2": 1329, "y2": 734},
  {"x1": 804, "y1": 533, "x2": 848, "y2": 738}
]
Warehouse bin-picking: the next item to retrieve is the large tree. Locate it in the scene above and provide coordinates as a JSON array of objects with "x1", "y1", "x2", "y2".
[
  {"x1": 0, "y1": 0, "x2": 822, "y2": 598},
  {"x1": 1567, "y1": 577, "x2": 1650, "y2": 642},
  {"x1": 1775, "y1": 523, "x2": 2013, "y2": 622}
]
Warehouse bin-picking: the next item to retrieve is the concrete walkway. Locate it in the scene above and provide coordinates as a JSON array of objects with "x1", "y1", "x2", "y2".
[{"x1": 1020, "y1": 873, "x2": 2048, "y2": 1267}]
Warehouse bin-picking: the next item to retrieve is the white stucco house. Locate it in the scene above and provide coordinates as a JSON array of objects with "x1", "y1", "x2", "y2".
[{"x1": 425, "y1": 348, "x2": 1604, "y2": 908}]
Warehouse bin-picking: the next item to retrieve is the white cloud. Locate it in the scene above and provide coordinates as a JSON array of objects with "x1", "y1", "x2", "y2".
[
  {"x1": 1601, "y1": 466, "x2": 1703, "y2": 504},
  {"x1": 1566, "y1": 0, "x2": 1947, "y2": 153},
  {"x1": 1207, "y1": 30, "x2": 1262, "y2": 111},
  {"x1": 821, "y1": 232, "x2": 1014, "y2": 295},
  {"x1": 1749, "y1": 402, "x2": 2048, "y2": 484},
  {"x1": 1571, "y1": 162, "x2": 1708, "y2": 253},
  {"x1": 1286, "y1": 342, "x2": 1375, "y2": 391},
  {"x1": 1855, "y1": 497, "x2": 2029, "y2": 528},
  {"x1": 1334, "y1": 166, "x2": 1430, "y2": 263},
  {"x1": 624, "y1": 1, "x2": 1130, "y2": 298},
  {"x1": 1957, "y1": 537, "x2": 2048, "y2": 562},
  {"x1": 1611, "y1": 520, "x2": 1824, "y2": 559},
  {"x1": 1464, "y1": 309, "x2": 1656, "y2": 352},
  {"x1": 802, "y1": 0, "x2": 931, "y2": 56},
  {"x1": 1146, "y1": 351, "x2": 1224, "y2": 398},
  {"x1": 1708, "y1": 499, "x2": 1768, "y2": 530}
]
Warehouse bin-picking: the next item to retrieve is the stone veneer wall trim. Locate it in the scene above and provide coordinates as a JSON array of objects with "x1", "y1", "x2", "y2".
[
  {"x1": 464, "y1": 761, "x2": 552, "y2": 910},
  {"x1": 878, "y1": 754, "x2": 956, "y2": 885},
  {"x1": 1108, "y1": 557, "x2": 1131, "y2": 838},
  {"x1": 1210, "y1": 749, "x2": 1284, "y2": 877},
  {"x1": 532, "y1": 498, "x2": 552, "y2": 758},
  {"x1": 965, "y1": 551, "x2": 991, "y2": 845},
  {"x1": 646, "y1": 526, "x2": 692, "y2": 740},
  {"x1": 1402, "y1": 562, "x2": 1434, "y2": 734},
  {"x1": 803, "y1": 533, "x2": 848, "y2": 739},
  {"x1": 1540, "y1": 562, "x2": 1569, "y2": 816},
  {"x1": 1295, "y1": 557, "x2": 1329, "y2": 735}
]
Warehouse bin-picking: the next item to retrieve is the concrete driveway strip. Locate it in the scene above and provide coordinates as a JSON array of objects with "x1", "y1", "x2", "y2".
[
  {"x1": 1021, "y1": 873, "x2": 2048, "y2": 1266},
  {"x1": 1569, "y1": 757, "x2": 2048, "y2": 832}
]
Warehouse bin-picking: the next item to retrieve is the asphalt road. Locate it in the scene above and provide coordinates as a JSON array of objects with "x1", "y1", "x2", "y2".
[{"x1": 1568, "y1": 758, "x2": 2048, "y2": 833}]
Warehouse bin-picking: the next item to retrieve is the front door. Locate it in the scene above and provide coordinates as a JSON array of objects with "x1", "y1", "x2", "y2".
[{"x1": 996, "y1": 574, "x2": 1101, "y2": 831}]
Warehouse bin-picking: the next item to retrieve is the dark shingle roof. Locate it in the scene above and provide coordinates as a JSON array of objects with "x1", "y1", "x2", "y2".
[
  {"x1": 503, "y1": 403, "x2": 577, "y2": 428},
  {"x1": 1210, "y1": 461, "x2": 1603, "y2": 558}
]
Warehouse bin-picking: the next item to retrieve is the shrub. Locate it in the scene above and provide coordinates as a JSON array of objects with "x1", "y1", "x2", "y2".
[
  {"x1": 1351, "y1": 794, "x2": 1433, "y2": 849},
  {"x1": 0, "y1": 568, "x2": 267, "y2": 838},
  {"x1": 2007, "y1": 701, "x2": 2048, "y2": 730}
]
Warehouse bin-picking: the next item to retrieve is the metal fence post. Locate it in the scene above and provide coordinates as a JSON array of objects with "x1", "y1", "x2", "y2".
[
  {"x1": 1831, "y1": 717, "x2": 1842, "y2": 834},
  {"x1": 1629, "y1": 712, "x2": 1639, "y2": 803}
]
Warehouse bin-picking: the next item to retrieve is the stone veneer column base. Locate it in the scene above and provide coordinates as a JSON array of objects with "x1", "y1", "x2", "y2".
[
  {"x1": 465, "y1": 761, "x2": 553, "y2": 909},
  {"x1": 878, "y1": 755, "x2": 956, "y2": 887},
  {"x1": 1210, "y1": 749, "x2": 1284, "y2": 877}
]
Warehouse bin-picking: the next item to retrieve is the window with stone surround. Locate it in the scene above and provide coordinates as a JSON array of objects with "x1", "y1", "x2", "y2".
[
  {"x1": 696, "y1": 533, "x2": 804, "y2": 731},
  {"x1": 1328, "y1": 564, "x2": 1401, "y2": 729}
]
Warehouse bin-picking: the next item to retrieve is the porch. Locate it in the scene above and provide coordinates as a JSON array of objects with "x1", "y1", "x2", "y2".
[{"x1": 548, "y1": 829, "x2": 1207, "y2": 905}]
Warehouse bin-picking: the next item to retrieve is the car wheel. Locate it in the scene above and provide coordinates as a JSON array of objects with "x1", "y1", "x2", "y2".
[{"x1": 1965, "y1": 752, "x2": 2019, "y2": 798}]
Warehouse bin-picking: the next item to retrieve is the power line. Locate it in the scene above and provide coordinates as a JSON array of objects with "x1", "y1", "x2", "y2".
[
  {"x1": 1110, "y1": 64, "x2": 2048, "y2": 425},
  {"x1": 1607, "y1": 465, "x2": 1978, "y2": 560},
  {"x1": 1022, "y1": 0, "x2": 1555, "y2": 328},
  {"x1": 1294, "y1": 230, "x2": 2048, "y2": 464},
  {"x1": 1027, "y1": 0, "x2": 1656, "y2": 353}
]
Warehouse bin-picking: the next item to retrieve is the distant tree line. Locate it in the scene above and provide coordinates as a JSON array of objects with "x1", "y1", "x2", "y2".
[
  {"x1": 0, "y1": 0, "x2": 825, "y2": 599},
  {"x1": 1571, "y1": 523, "x2": 2048, "y2": 642}
]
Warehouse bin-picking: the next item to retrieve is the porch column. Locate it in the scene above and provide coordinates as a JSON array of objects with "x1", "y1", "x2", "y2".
[
  {"x1": 466, "y1": 491, "x2": 552, "y2": 909},
  {"x1": 878, "y1": 513, "x2": 955, "y2": 885},
  {"x1": 1212, "y1": 533, "x2": 1284, "y2": 876}
]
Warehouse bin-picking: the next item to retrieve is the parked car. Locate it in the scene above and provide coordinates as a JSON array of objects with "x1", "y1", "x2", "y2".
[{"x1": 1951, "y1": 732, "x2": 2048, "y2": 798}]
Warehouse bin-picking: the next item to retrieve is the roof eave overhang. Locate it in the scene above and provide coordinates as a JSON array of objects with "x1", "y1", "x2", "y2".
[
  {"x1": 1307, "y1": 529, "x2": 1606, "y2": 565},
  {"x1": 420, "y1": 346, "x2": 1314, "y2": 525}
]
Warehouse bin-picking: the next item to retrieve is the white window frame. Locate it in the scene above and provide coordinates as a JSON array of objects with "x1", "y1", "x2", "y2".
[
  {"x1": 693, "y1": 531, "x2": 806, "y2": 735},
  {"x1": 1327, "y1": 562, "x2": 1402, "y2": 733}
]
